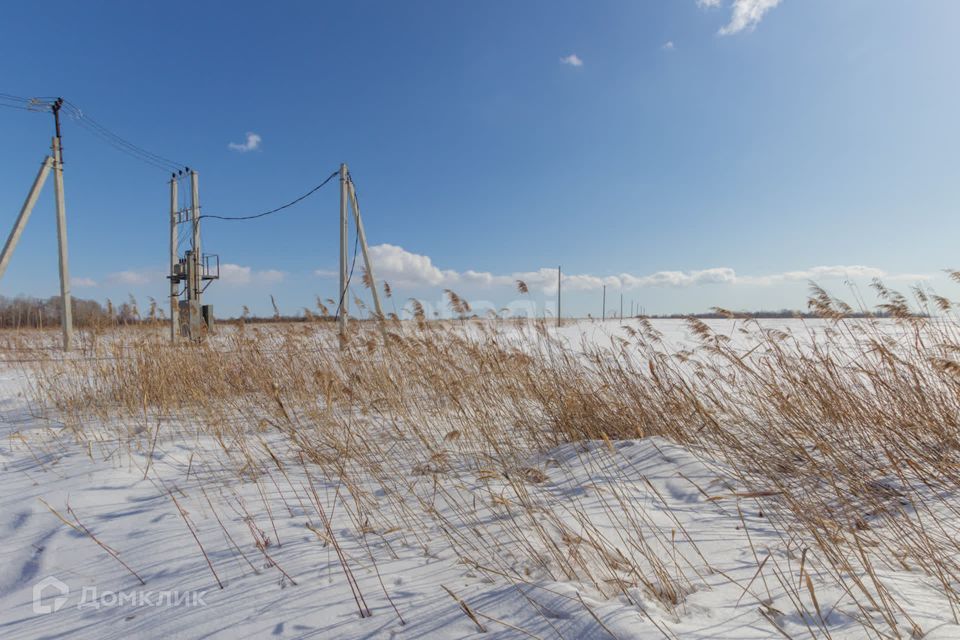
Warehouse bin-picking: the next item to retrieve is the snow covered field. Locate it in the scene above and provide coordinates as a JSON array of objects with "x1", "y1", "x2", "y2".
[{"x1": 1, "y1": 318, "x2": 958, "y2": 639}]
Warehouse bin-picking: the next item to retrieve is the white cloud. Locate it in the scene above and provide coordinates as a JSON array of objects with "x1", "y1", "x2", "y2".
[
  {"x1": 220, "y1": 264, "x2": 252, "y2": 284},
  {"x1": 220, "y1": 263, "x2": 285, "y2": 286},
  {"x1": 107, "y1": 269, "x2": 163, "y2": 286},
  {"x1": 366, "y1": 243, "x2": 459, "y2": 287},
  {"x1": 885, "y1": 273, "x2": 933, "y2": 282},
  {"x1": 329, "y1": 244, "x2": 928, "y2": 294},
  {"x1": 738, "y1": 265, "x2": 886, "y2": 286},
  {"x1": 257, "y1": 269, "x2": 286, "y2": 284},
  {"x1": 560, "y1": 54, "x2": 583, "y2": 67},
  {"x1": 227, "y1": 132, "x2": 262, "y2": 153},
  {"x1": 662, "y1": 41, "x2": 676, "y2": 51},
  {"x1": 717, "y1": 0, "x2": 783, "y2": 35},
  {"x1": 697, "y1": 0, "x2": 722, "y2": 7},
  {"x1": 101, "y1": 264, "x2": 281, "y2": 290},
  {"x1": 621, "y1": 268, "x2": 738, "y2": 289},
  {"x1": 72, "y1": 277, "x2": 98, "y2": 288}
]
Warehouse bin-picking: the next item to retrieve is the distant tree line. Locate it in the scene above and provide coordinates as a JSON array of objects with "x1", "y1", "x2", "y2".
[
  {"x1": 0, "y1": 295, "x2": 168, "y2": 329},
  {"x1": 0, "y1": 296, "x2": 927, "y2": 330},
  {"x1": 0, "y1": 294, "x2": 344, "y2": 329}
]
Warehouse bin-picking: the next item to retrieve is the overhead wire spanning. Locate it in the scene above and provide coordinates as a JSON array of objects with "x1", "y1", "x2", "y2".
[
  {"x1": 199, "y1": 165, "x2": 365, "y2": 322},
  {"x1": 198, "y1": 170, "x2": 341, "y2": 221},
  {"x1": 0, "y1": 92, "x2": 188, "y2": 173},
  {"x1": 60, "y1": 100, "x2": 186, "y2": 173},
  {"x1": 0, "y1": 94, "x2": 56, "y2": 112},
  {"x1": 194, "y1": 165, "x2": 359, "y2": 318}
]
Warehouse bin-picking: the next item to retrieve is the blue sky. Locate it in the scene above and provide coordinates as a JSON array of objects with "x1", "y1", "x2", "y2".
[{"x1": 1, "y1": 0, "x2": 958, "y2": 318}]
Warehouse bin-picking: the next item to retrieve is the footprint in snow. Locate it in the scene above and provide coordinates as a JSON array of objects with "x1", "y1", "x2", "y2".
[
  {"x1": 8, "y1": 509, "x2": 32, "y2": 532},
  {"x1": 0, "y1": 527, "x2": 57, "y2": 596}
]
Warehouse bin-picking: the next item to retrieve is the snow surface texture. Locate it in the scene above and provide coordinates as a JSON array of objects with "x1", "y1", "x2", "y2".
[{"x1": 0, "y1": 320, "x2": 956, "y2": 639}]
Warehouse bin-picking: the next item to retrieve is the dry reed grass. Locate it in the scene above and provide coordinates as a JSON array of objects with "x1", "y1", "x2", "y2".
[{"x1": 15, "y1": 280, "x2": 960, "y2": 638}]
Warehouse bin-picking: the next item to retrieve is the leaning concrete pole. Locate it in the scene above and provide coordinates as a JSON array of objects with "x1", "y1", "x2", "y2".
[
  {"x1": 0, "y1": 157, "x2": 53, "y2": 281},
  {"x1": 338, "y1": 163, "x2": 349, "y2": 343},
  {"x1": 52, "y1": 137, "x2": 73, "y2": 351},
  {"x1": 348, "y1": 179, "x2": 385, "y2": 323},
  {"x1": 169, "y1": 176, "x2": 179, "y2": 342}
]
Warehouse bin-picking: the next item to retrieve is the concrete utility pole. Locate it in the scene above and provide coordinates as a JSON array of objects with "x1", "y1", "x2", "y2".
[
  {"x1": 0, "y1": 97, "x2": 77, "y2": 351},
  {"x1": 557, "y1": 266, "x2": 561, "y2": 328},
  {"x1": 339, "y1": 163, "x2": 349, "y2": 342},
  {"x1": 169, "y1": 176, "x2": 179, "y2": 342},
  {"x1": 0, "y1": 157, "x2": 53, "y2": 280},
  {"x1": 51, "y1": 99, "x2": 73, "y2": 351},
  {"x1": 347, "y1": 177, "x2": 385, "y2": 327},
  {"x1": 620, "y1": 293, "x2": 623, "y2": 320},
  {"x1": 602, "y1": 285, "x2": 606, "y2": 321},
  {"x1": 189, "y1": 170, "x2": 202, "y2": 338},
  {"x1": 0, "y1": 98, "x2": 75, "y2": 351}
]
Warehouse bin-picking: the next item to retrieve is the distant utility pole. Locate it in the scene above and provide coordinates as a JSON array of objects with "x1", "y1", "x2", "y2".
[
  {"x1": 620, "y1": 293, "x2": 623, "y2": 320},
  {"x1": 602, "y1": 285, "x2": 606, "y2": 321},
  {"x1": 557, "y1": 266, "x2": 561, "y2": 328}
]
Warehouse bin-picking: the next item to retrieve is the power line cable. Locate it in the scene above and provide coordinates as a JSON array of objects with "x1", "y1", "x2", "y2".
[
  {"x1": 0, "y1": 104, "x2": 36, "y2": 113},
  {"x1": 0, "y1": 94, "x2": 55, "y2": 111},
  {"x1": 66, "y1": 116, "x2": 182, "y2": 172},
  {"x1": 0, "y1": 93, "x2": 184, "y2": 172},
  {"x1": 0, "y1": 101, "x2": 44, "y2": 112},
  {"x1": 192, "y1": 165, "x2": 354, "y2": 318},
  {"x1": 198, "y1": 170, "x2": 340, "y2": 221},
  {"x1": 61, "y1": 99, "x2": 185, "y2": 171},
  {"x1": 0, "y1": 94, "x2": 184, "y2": 172}
]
